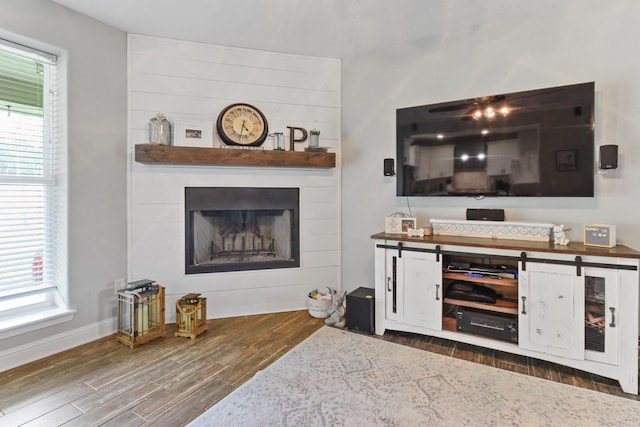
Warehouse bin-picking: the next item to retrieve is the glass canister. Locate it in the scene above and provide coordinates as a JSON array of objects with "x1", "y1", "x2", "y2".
[
  {"x1": 271, "y1": 132, "x2": 285, "y2": 150},
  {"x1": 148, "y1": 113, "x2": 172, "y2": 145}
]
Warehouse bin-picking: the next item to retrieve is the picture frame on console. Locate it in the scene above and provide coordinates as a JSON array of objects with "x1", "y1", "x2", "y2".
[
  {"x1": 401, "y1": 218, "x2": 416, "y2": 233},
  {"x1": 384, "y1": 216, "x2": 416, "y2": 234}
]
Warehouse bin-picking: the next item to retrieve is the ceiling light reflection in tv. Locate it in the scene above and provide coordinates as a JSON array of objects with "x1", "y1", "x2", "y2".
[{"x1": 396, "y1": 82, "x2": 595, "y2": 197}]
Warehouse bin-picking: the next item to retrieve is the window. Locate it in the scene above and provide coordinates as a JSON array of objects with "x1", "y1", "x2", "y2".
[{"x1": 0, "y1": 38, "x2": 70, "y2": 335}]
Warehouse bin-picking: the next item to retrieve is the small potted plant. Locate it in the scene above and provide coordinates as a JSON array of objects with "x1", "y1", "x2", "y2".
[{"x1": 309, "y1": 129, "x2": 320, "y2": 147}]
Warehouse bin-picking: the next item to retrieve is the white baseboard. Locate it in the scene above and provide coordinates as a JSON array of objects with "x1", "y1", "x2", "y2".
[{"x1": 0, "y1": 316, "x2": 117, "y2": 372}]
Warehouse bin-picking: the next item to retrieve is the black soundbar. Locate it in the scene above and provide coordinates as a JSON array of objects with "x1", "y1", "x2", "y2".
[{"x1": 466, "y1": 208, "x2": 505, "y2": 221}]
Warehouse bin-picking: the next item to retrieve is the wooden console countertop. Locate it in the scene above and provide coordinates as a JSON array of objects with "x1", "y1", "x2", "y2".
[{"x1": 371, "y1": 232, "x2": 640, "y2": 260}]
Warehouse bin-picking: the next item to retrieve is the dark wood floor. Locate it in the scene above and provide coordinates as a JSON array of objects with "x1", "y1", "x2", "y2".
[
  {"x1": 0, "y1": 311, "x2": 637, "y2": 427},
  {"x1": 378, "y1": 329, "x2": 640, "y2": 400}
]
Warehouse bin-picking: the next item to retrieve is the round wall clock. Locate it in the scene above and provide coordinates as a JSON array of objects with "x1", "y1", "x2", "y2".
[{"x1": 216, "y1": 103, "x2": 268, "y2": 146}]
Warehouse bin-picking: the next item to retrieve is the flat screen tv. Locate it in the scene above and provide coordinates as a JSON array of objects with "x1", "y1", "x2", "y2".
[{"x1": 396, "y1": 82, "x2": 595, "y2": 197}]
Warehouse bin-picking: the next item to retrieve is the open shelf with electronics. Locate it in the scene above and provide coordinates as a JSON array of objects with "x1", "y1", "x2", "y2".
[
  {"x1": 372, "y1": 232, "x2": 640, "y2": 394},
  {"x1": 134, "y1": 144, "x2": 336, "y2": 168},
  {"x1": 441, "y1": 254, "x2": 519, "y2": 333}
]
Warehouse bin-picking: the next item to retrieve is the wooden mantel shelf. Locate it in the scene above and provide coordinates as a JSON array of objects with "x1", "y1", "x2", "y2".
[{"x1": 135, "y1": 144, "x2": 336, "y2": 168}]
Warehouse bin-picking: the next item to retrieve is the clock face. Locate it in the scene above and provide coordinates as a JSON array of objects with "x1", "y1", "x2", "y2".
[{"x1": 216, "y1": 103, "x2": 268, "y2": 146}]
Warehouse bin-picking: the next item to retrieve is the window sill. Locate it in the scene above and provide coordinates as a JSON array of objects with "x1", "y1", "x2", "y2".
[{"x1": 0, "y1": 307, "x2": 76, "y2": 340}]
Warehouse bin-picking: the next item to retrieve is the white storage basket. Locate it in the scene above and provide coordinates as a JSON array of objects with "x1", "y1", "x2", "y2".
[{"x1": 308, "y1": 296, "x2": 331, "y2": 318}]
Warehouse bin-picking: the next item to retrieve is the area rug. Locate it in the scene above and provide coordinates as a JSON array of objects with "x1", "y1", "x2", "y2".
[{"x1": 188, "y1": 326, "x2": 639, "y2": 426}]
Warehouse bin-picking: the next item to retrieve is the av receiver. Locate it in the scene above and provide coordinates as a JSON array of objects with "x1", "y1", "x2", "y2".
[{"x1": 456, "y1": 308, "x2": 518, "y2": 343}]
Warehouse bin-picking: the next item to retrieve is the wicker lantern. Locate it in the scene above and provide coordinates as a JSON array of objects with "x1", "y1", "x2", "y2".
[
  {"x1": 175, "y1": 293, "x2": 208, "y2": 339},
  {"x1": 117, "y1": 280, "x2": 166, "y2": 348}
]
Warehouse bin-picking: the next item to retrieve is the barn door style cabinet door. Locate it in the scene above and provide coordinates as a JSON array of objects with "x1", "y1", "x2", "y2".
[
  {"x1": 372, "y1": 233, "x2": 640, "y2": 395},
  {"x1": 518, "y1": 263, "x2": 586, "y2": 360},
  {"x1": 519, "y1": 263, "x2": 621, "y2": 365},
  {"x1": 376, "y1": 243, "x2": 442, "y2": 332}
]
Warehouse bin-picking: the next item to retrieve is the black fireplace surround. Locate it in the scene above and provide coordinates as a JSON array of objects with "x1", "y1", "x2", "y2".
[{"x1": 185, "y1": 187, "x2": 300, "y2": 274}]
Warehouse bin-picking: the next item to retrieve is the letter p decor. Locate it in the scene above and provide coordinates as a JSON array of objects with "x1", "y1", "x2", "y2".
[{"x1": 287, "y1": 126, "x2": 308, "y2": 151}]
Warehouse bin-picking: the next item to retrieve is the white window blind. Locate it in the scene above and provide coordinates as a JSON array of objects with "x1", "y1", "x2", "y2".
[{"x1": 0, "y1": 42, "x2": 57, "y2": 315}]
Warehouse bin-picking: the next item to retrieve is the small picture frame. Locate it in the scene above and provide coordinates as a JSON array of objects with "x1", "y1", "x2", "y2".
[
  {"x1": 401, "y1": 218, "x2": 417, "y2": 233},
  {"x1": 385, "y1": 217, "x2": 417, "y2": 234},
  {"x1": 556, "y1": 149, "x2": 577, "y2": 171},
  {"x1": 173, "y1": 120, "x2": 213, "y2": 148}
]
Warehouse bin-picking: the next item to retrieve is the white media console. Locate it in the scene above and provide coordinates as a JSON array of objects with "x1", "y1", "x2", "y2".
[{"x1": 372, "y1": 232, "x2": 640, "y2": 394}]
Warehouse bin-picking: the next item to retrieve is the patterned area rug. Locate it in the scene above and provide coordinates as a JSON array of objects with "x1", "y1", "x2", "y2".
[{"x1": 188, "y1": 327, "x2": 639, "y2": 426}]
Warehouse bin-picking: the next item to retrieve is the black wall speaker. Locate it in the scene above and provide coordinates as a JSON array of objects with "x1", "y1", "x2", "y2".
[
  {"x1": 383, "y1": 158, "x2": 395, "y2": 176},
  {"x1": 599, "y1": 145, "x2": 618, "y2": 170}
]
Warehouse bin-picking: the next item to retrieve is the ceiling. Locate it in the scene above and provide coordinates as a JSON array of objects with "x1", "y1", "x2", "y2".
[{"x1": 51, "y1": 0, "x2": 564, "y2": 58}]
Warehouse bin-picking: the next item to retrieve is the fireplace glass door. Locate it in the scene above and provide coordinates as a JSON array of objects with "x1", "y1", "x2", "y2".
[{"x1": 185, "y1": 187, "x2": 300, "y2": 274}]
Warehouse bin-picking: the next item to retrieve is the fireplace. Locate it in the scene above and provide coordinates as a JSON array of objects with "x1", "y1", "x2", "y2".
[{"x1": 185, "y1": 187, "x2": 300, "y2": 274}]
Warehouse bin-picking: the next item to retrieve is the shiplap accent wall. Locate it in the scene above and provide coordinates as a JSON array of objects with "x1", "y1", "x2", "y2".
[{"x1": 127, "y1": 35, "x2": 341, "y2": 320}]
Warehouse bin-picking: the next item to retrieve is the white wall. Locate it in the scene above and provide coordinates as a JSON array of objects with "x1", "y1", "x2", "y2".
[
  {"x1": 341, "y1": 0, "x2": 640, "y2": 290},
  {"x1": 0, "y1": 0, "x2": 126, "y2": 360},
  {"x1": 128, "y1": 35, "x2": 341, "y2": 320}
]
